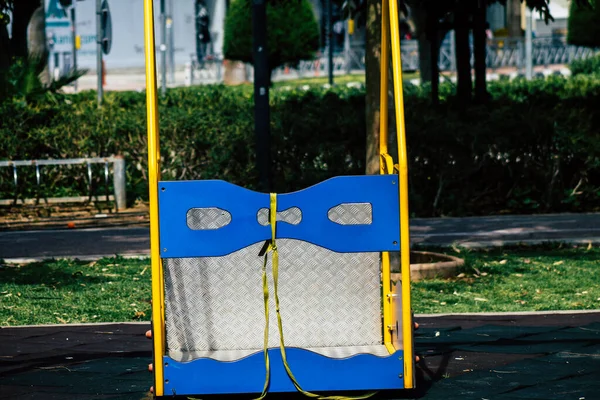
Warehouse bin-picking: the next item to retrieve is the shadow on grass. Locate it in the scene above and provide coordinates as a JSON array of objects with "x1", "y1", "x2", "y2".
[{"x1": 0, "y1": 259, "x2": 111, "y2": 288}]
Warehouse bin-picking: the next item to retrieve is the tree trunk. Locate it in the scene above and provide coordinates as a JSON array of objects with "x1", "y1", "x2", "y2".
[
  {"x1": 454, "y1": 2, "x2": 472, "y2": 105},
  {"x1": 473, "y1": 0, "x2": 487, "y2": 102},
  {"x1": 506, "y1": 0, "x2": 523, "y2": 38},
  {"x1": 28, "y1": 5, "x2": 47, "y2": 59},
  {"x1": 0, "y1": 24, "x2": 10, "y2": 72},
  {"x1": 365, "y1": 0, "x2": 382, "y2": 175},
  {"x1": 428, "y1": 10, "x2": 439, "y2": 105},
  {"x1": 11, "y1": 0, "x2": 40, "y2": 58},
  {"x1": 411, "y1": 4, "x2": 432, "y2": 83}
]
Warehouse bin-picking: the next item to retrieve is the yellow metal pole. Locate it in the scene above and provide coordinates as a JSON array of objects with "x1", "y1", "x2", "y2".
[
  {"x1": 379, "y1": 0, "x2": 389, "y2": 161},
  {"x1": 143, "y1": 0, "x2": 165, "y2": 396},
  {"x1": 379, "y1": 0, "x2": 394, "y2": 355},
  {"x1": 388, "y1": 0, "x2": 414, "y2": 389}
]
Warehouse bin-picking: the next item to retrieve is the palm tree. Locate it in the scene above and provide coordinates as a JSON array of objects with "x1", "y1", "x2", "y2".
[{"x1": 0, "y1": 0, "x2": 86, "y2": 102}]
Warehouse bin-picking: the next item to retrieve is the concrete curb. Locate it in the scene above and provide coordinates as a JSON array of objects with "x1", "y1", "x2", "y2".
[
  {"x1": 417, "y1": 309, "x2": 600, "y2": 318},
  {"x1": 2, "y1": 253, "x2": 150, "y2": 264}
]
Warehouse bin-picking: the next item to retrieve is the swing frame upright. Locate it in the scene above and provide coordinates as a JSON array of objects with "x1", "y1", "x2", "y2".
[{"x1": 143, "y1": 0, "x2": 414, "y2": 397}]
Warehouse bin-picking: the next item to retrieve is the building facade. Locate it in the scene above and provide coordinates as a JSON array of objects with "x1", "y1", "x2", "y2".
[{"x1": 45, "y1": 0, "x2": 227, "y2": 73}]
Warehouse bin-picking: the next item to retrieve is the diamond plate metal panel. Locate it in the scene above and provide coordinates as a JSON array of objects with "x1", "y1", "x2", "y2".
[
  {"x1": 328, "y1": 203, "x2": 373, "y2": 225},
  {"x1": 257, "y1": 207, "x2": 302, "y2": 226},
  {"x1": 164, "y1": 240, "x2": 381, "y2": 359},
  {"x1": 186, "y1": 207, "x2": 232, "y2": 230}
]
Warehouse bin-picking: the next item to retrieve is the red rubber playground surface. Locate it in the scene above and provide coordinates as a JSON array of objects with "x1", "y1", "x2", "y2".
[{"x1": 1, "y1": 311, "x2": 599, "y2": 399}]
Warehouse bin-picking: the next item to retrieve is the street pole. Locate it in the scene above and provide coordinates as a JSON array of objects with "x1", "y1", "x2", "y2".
[
  {"x1": 167, "y1": 0, "x2": 175, "y2": 85},
  {"x1": 525, "y1": 7, "x2": 533, "y2": 80},
  {"x1": 252, "y1": 0, "x2": 271, "y2": 192},
  {"x1": 344, "y1": 17, "x2": 350, "y2": 74},
  {"x1": 327, "y1": 0, "x2": 333, "y2": 85},
  {"x1": 160, "y1": 0, "x2": 167, "y2": 96},
  {"x1": 96, "y1": 0, "x2": 103, "y2": 105},
  {"x1": 70, "y1": 3, "x2": 77, "y2": 92}
]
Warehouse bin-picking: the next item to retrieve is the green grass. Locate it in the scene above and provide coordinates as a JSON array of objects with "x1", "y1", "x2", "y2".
[
  {"x1": 272, "y1": 71, "x2": 420, "y2": 88},
  {"x1": 0, "y1": 256, "x2": 151, "y2": 326},
  {"x1": 413, "y1": 243, "x2": 600, "y2": 314},
  {"x1": 0, "y1": 243, "x2": 598, "y2": 326},
  {"x1": 273, "y1": 73, "x2": 366, "y2": 87}
]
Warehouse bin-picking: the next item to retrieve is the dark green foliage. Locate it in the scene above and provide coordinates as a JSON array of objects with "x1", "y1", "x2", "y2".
[
  {"x1": 568, "y1": 0, "x2": 600, "y2": 47},
  {"x1": 411, "y1": 75, "x2": 600, "y2": 216},
  {"x1": 223, "y1": 0, "x2": 320, "y2": 73},
  {"x1": 570, "y1": 54, "x2": 600, "y2": 76},
  {"x1": 0, "y1": 85, "x2": 366, "y2": 205},
  {"x1": 1, "y1": 77, "x2": 600, "y2": 217},
  {"x1": 0, "y1": 55, "x2": 86, "y2": 103},
  {"x1": 0, "y1": 1, "x2": 11, "y2": 26}
]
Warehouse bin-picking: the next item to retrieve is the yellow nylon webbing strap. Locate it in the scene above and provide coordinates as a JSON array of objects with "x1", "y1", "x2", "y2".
[{"x1": 255, "y1": 194, "x2": 377, "y2": 400}]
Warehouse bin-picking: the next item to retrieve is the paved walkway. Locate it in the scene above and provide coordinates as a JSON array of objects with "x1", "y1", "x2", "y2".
[
  {"x1": 1, "y1": 311, "x2": 599, "y2": 399},
  {"x1": 1, "y1": 213, "x2": 599, "y2": 262}
]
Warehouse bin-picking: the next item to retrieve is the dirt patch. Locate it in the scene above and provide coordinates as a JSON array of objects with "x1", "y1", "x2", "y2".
[{"x1": 0, "y1": 200, "x2": 150, "y2": 231}]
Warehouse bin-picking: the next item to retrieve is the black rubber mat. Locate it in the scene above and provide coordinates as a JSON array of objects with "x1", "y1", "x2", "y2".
[{"x1": 2, "y1": 314, "x2": 600, "y2": 399}]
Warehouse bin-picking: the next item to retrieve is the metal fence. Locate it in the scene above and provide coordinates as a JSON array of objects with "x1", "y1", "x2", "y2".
[
  {"x1": 341, "y1": 36, "x2": 598, "y2": 74},
  {"x1": 0, "y1": 157, "x2": 127, "y2": 210},
  {"x1": 196, "y1": 35, "x2": 598, "y2": 83}
]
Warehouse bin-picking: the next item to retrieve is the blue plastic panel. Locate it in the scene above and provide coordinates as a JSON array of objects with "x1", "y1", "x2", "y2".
[
  {"x1": 158, "y1": 175, "x2": 400, "y2": 257},
  {"x1": 158, "y1": 180, "x2": 269, "y2": 257},
  {"x1": 163, "y1": 349, "x2": 405, "y2": 396}
]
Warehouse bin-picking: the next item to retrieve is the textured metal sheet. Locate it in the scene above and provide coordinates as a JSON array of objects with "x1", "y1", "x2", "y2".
[
  {"x1": 328, "y1": 203, "x2": 373, "y2": 225},
  {"x1": 257, "y1": 207, "x2": 302, "y2": 226},
  {"x1": 164, "y1": 240, "x2": 382, "y2": 359},
  {"x1": 186, "y1": 207, "x2": 232, "y2": 230}
]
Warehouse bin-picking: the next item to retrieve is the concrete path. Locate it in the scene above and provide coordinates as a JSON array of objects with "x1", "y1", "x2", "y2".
[{"x1": 1, "y1": 213, "x2": 599, "y2": 262}]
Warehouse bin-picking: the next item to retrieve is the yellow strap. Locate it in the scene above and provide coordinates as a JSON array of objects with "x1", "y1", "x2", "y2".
[{"x1": 256, "y1": 194, "x2": 377, "y2": 400}]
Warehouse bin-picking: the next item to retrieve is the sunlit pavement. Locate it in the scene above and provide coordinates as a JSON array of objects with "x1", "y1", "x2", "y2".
[{"x1": 2, "y1": 213, "x2": 600, "y2": 263}]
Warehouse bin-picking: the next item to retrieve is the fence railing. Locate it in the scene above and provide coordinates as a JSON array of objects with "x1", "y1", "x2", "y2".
[
  {"x1": 192, "y1": 35, "x2": 598, "y2": 84},
  {"x1": 369, "y1": 36, "x2": 598, "y2": 73},
  {"x1": 0, "y1": 157, "x2": 127, "y2": 211}
]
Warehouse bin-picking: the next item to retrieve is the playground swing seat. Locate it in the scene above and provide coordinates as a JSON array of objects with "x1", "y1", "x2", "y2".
[{"x1": 142, "y1": 0, "x2": 414, "y2": 398}]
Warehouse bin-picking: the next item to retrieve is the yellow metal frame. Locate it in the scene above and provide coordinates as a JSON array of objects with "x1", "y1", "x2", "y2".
[
  {"x1": 142, "y1": 0, "x2": 165, "y2": 396},
  {"x1": 380, "y1": 0, "x2": 414, "y2": 389},
  {"x1": 143, "y1": 0, "x2": 412, "y2": 394}
]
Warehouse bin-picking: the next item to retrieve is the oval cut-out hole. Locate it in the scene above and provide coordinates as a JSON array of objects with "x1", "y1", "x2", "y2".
[
  {"x1": 328, "y1": 203, "x2": 373, "y2": 225},
  {"x1": 257, "y1": 207, "x2": 302, "y2": 226},
  {"x1": 187, "y1": 207, "x2": 232, "y2": 230}
]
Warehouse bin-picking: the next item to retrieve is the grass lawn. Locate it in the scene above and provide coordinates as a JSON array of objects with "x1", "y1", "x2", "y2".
[
  {"x1": 0, "y1": 243, "x2": 598, "y2": 326},
  {"x1": 413, "y1": 243, "x2": 600, "y2": 313},
  {"x1": 271, "y1": 71, "x2": 419, "y2": 88},
  {"x1": 0, "y1": 257, "x2": 151, "y2": 326},
  {"x1": 273, "y1": 73, "x2": 366, "y2": 87}
]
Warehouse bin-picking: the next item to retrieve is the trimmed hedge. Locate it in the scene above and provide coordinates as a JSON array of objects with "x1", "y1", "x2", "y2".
[
  {"x1": 1, "y1": 76, "x2": 600, "y2": 217},
  {"x1": 567, "y1": 0, "x2": 600, "y2": 48},
  {"x1": 570, "y1": 54, "x2": 600, "y2": 77}
]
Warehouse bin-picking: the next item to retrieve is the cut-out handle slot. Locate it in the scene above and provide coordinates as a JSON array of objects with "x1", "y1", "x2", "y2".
[
  {"x1": 257, "y1": 207, "x2": 302, "y2": 226},
  {"x1": 187, "y1": 208, "x2": 232, "y2": 230},
  {"x1": 328, "y1": 203, "x2": 373, "y2": 225}
]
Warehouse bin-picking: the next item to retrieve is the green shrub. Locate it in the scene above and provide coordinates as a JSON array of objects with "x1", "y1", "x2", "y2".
[
  {"x1": 0, "y1": 85, "x2": 366, "y2": 206},
  {"x1": 567, "y1": 0, "x2": 600, "y2": 48},
  {"x1": 1, "y1": 77, "x2": 600, "y2": 217},
  {"x1": 223, "y1": 0, "x2": 320, "y2": 77},
  {"x1": 570, "y1": 54, "x2": 600, "y2": 77}
]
